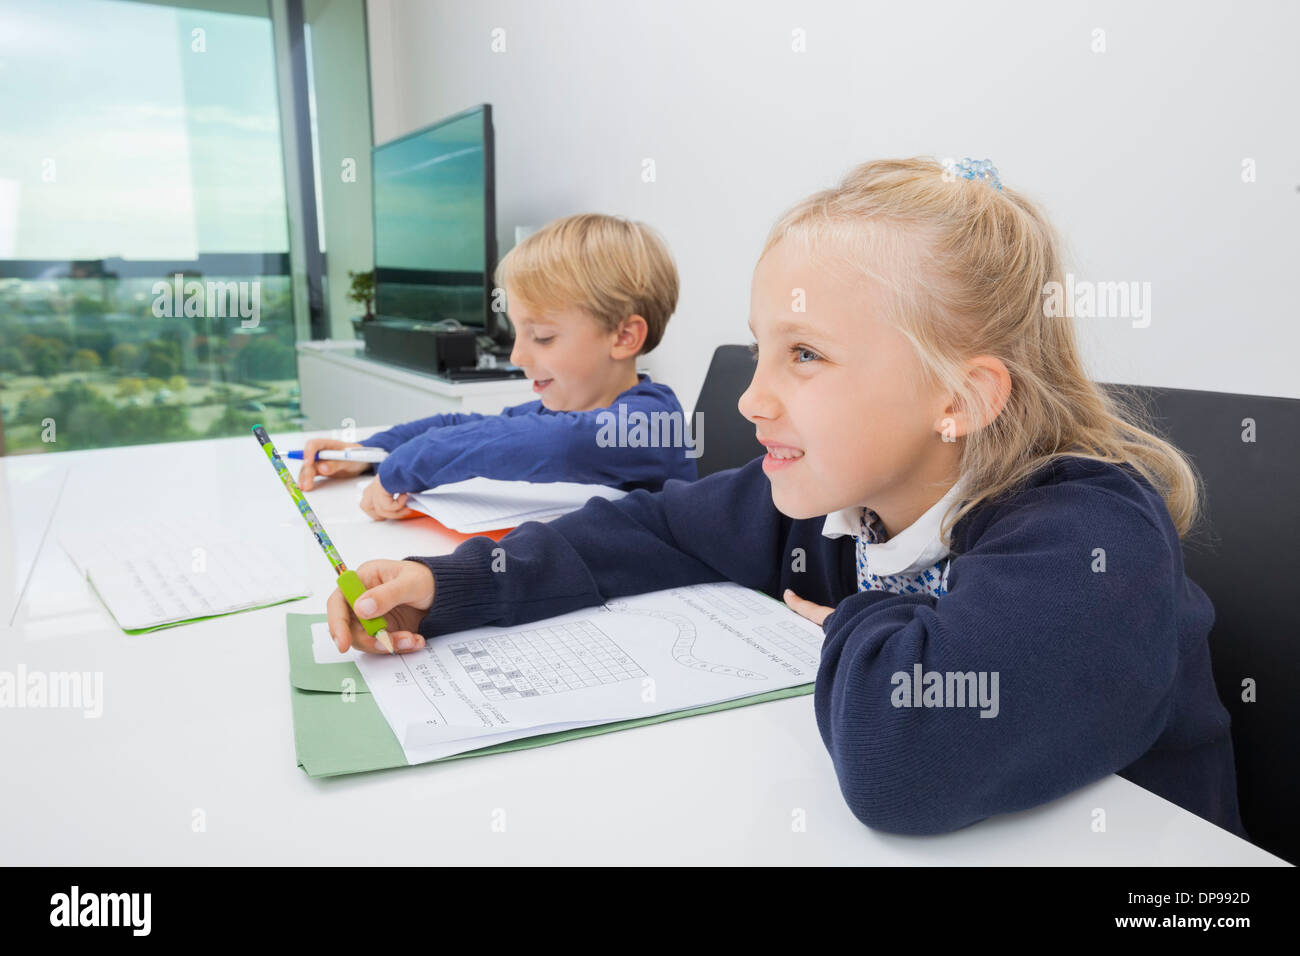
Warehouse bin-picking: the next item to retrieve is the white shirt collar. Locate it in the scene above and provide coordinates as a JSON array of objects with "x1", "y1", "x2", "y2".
[{"x1": 820, "y1": 479, "x2": 966, "y2": 576}]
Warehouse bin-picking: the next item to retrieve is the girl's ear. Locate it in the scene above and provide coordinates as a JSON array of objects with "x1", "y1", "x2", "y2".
[{"x1": 935, "y1": 356, "x2": 1012, "y2": 438}]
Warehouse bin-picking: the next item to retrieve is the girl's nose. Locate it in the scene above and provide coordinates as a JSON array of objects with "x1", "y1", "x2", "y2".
[{"x1": 737, "y1": 374, "x2": 777, "y2": 423}]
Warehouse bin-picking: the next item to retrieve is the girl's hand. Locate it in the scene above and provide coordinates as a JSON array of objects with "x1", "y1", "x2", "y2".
[
  {"x1": 326, "y1": 559, "x2": 435, "y2": 654},
  {"x1": 359, "y1": 476, "x2": 419, "y2": 521},
  {"x1": 297, "y1": 439, "x2": 368, "y2": 490},
  {"x1": 783, "y1": 589, "x2": 835, "y2": 627}
]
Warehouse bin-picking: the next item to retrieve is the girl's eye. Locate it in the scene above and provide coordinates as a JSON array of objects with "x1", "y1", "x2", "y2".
[
  {"x1": 534, "y1": 336, "x2": 555, "y2": 345},
  {"x1": 790, "y1": 345, "x2": 821, "y2": 363},
  {"x1": 747, "y1": 341, "x2": 759, "y2": 362}
]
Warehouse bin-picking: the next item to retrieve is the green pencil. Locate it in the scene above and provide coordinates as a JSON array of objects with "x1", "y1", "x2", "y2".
[{"x1": 252, "y1": 425, "x2": 394, "y2": 654}]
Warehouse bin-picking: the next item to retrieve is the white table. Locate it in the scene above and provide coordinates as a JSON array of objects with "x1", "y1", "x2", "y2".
[{"x1": 0, "y1": 434, "x2": 1287, "y2": 865}]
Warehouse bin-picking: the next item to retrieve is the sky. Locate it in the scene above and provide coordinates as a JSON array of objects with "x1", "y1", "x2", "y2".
[{"x1": 0, "y1": 0, "x2": 289, "y2": 260}]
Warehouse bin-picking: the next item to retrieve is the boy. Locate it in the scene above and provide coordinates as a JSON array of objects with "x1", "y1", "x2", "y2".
[{"x1": 298, "y1": 214, "x2": 697, "y2": 519}]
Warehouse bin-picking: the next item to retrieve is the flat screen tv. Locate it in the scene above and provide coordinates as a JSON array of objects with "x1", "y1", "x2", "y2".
[{"x1": 371, "y1": 104, "x2": 505, "y2": 344}]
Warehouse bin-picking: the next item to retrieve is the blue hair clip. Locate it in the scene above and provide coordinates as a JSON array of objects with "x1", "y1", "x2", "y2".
[{"x1": 954, "y1": 157, "x2": 1003, "y2": 191}]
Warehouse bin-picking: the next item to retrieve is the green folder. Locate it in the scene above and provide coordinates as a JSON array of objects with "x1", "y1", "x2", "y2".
[{"x1": 287, "y1": 613, "x2": 815, "y2": 777}]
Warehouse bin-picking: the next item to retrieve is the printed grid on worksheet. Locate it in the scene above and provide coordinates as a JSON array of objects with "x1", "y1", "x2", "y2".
[
  {"x1": 449, "y1": 621, "x2": 647, "y2": 700},
  {"x1": 751, "y1": 621, "x2": 822, "y2": 668},
  {"x1": 695, "y1": 583, "x2": 775, "y2": 619}
]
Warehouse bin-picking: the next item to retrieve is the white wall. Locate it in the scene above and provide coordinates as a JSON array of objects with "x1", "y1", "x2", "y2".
[{"x1": 367, "y1": 0, "x2": 1300, "y2": 408}]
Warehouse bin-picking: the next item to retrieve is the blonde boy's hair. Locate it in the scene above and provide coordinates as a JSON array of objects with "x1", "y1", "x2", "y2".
[
  {"x1": 495, "y1": 213, "x2": 678, "y2": 354},
  {"x1": 761, "y1": 157, "x2": 1202, "y2": 539}
]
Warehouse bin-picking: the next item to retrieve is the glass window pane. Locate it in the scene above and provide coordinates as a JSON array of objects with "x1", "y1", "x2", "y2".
[{"x1": 0, "y1": 0, "x2": 301, "y2": 453}]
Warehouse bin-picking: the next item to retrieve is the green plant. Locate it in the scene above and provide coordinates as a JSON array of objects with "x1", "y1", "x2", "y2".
[{"x1": 347, "y1": 270, "x2": 375, "y2": 319}]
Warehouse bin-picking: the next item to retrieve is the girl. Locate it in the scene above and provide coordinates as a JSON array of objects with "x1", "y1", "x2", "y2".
[{"x1": 325, "y1": 157, "x2": 1245, "y2": 839}]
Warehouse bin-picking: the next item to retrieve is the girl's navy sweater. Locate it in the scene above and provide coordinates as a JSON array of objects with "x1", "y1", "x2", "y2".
[{"x1": 404, "y1": 453, "x2": 1247, "y2": 839}]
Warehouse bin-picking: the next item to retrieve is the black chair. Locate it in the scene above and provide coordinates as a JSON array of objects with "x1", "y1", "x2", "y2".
[
  {"x1": 691, "y1": 348, "x2": 1298, "y2": 861},
  {"x1": 691, "y1": 345, "x2": 763, "y2": 477},
  {"x1": 1102, "y1": 384, "x2": 1299, "y2": 864}
]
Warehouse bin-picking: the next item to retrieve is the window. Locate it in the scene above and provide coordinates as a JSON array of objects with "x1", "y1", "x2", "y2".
[{"x1": 0, "y1": 0, "x2": 301, "y2": 453}]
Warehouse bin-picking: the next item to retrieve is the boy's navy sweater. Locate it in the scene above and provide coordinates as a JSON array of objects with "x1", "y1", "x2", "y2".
[
  {"x1": 359, "y1": 373, "x2": 697, "y2": 492},
  {"x1": 405, "y1": 454, "x2": 1246, "y2": 839}
]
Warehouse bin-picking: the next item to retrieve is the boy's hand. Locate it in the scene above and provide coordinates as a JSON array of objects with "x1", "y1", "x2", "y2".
[
  {"x1": 326, "y1": 559, "x2": 435, "y2": 654},
  {"x1": 360, "y1": 475, "x2": 420, "y2": 521},
  {"x1": 297, "y1": 439, "x2": 369, "y2": 490}
]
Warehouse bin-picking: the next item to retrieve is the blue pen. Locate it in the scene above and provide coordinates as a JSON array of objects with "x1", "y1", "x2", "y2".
[{"x1": 288, "y1": 448, "x2": 389, "y2": 464}]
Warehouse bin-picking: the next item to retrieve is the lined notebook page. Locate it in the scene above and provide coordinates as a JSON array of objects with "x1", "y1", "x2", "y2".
[{"x1": 60, "y1": 517, "x2": 310, "y2": 630}]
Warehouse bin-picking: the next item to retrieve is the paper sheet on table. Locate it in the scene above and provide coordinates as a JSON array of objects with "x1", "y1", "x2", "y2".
[
  {"x1": 405, "y1": 476, "x2": 627, "y2": 533},
  {"x1": 353, "y1": 582, "x2": 825, "y2": 765},
  {"x1": 313, "y1": 626, "x2": 364, "y2": 663},
  {"x1": 60, "y1": 516, "x2": 310, "y2": 632}
]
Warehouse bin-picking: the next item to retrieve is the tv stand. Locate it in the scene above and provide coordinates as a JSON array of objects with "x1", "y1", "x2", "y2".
[
  {"x1": 296, "y1": 340, "x2": 536, "y2": 430},
  {"x1": 443, "y1": 366, "x2": 527, "y2": 383}
]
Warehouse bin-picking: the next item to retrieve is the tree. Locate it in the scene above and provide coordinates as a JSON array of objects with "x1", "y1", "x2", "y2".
[
  {"x1": 16, "y1": 384, "x2": 52, "y2": 424},
  {"x1": 109, "y1": 343, "x2": 140, "y2": 372},
  {"x1": 22, "y1": 336, "x2": 68, "y2": 377},
  {"x1": 117, "y1": 377, "x2": 144, "y2": 399},
  {"x1": 50, "y1": 383, "x2": 195, "y2": 450},
  {"x1": 348, "y1": 270, "x2": 375, "y2": 319},
  {"x1": 168, "y1": 375, "x2": 187, "y2": 393},
  {"x1": 235, "y1": 337, "x2": 296, "y2": 381},
  {"x1": 30, "y1": 341, "x2": 64, "y2": 378},
  {"x1": 0, "y1": 346, "x2": 25, "y2": 373},
  {"x1": 143, "y1": 340, "x2": 180, "y2": 379},
  {"x1": 208, "y1": 403, "x2": 264, "y2": 437},
  {"x1": 73, "y1": 349, "x2": 102, "y2": 372}
]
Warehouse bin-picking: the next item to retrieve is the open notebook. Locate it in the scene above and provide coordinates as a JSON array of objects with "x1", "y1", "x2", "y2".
[
  {"x1": 405, "y1": 477, "x2": 628, "y2": 533},
  {"x1": 60, "y1": 516, "x2": 309, "y2": 632}
]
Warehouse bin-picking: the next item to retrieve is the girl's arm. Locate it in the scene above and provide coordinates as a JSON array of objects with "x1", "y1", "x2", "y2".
[
  {"x1": 372, "y1": 401, "x2": 696, "y2": 492},
  {"x1": 814, "y1": 482, "x2": 1191, "y2": 835},
  {"x1": 402, "y1": 455, "x2": 782, "y2": 638}
]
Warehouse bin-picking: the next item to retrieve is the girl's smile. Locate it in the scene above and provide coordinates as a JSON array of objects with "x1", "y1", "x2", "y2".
[{"x1": 758, "y1": 438, "x2": 805, "y2": 472}]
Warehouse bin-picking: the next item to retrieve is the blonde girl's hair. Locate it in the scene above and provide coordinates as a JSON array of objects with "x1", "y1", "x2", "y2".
[
  {"x1": 760, "y1": 157, "x2": 1202, "y2": 540},
  {"x1": 495, "y1": 213, "x2": 679, "y2": 354}
]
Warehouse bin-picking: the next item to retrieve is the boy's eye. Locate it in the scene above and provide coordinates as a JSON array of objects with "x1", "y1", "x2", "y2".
[
  {"x1": 533, "y1": 336, "x2": 555, "y2": 345},
  {"x1": 790, "y1": 345, "x2": 821, "y2": 363},
  {"x1": 746, "y1": 341, "x2": 759, "y2": 362}
]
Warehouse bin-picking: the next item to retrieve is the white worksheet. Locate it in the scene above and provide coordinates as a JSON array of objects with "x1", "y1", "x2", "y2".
[
  {"x1": 406, "y1": 476, "x2": 627, "y2": 532},
  {"x1": 353, "y1": 581, "x2": 825, "y2": 764},
  {"x1": 60, "y1": 516, "x2": 309, "y2": 630},
  {"x1": 312, "y1": 626, "x2": 364, "y2": 663}
]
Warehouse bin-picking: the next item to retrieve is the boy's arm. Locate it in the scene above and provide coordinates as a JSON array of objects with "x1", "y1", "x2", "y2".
[
  {"x1": 358, "y1": 410, "x2": 493, "y2": 453},
  {"x1": 814, "y1": 484, "x2": 1186, "y2": 835},
  {"x1": 403, "y1": 455, "x2": 782, "y2": 638},
  {"x1": 374, "y1": 403, "x2": 694, "y2": 492}
]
